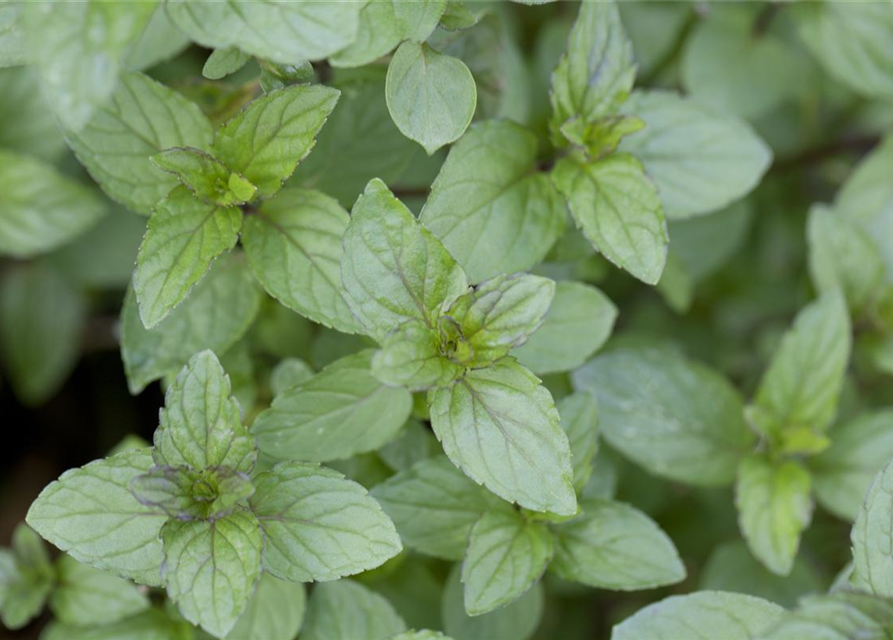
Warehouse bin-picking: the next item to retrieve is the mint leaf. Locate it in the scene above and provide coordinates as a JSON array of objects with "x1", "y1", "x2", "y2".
[
  {"x1": 121, "y1": 254, "x2": 262, "y2": 394},
  {"x1": 226, "y1": 574, "x2": 306, "y2": 640},
  {"x1": 445, "y1": 273, "x2": 555, "y2": 366},
  {"x1": 462, "y1": 510, "x2": 553, "y2": 615},
  {"x1": 302, "y1": 580, "x2": 407, "y2": 640},
  {"x1": 372, "y1": 455, "x2": 506, "y2": 560},
  {"x1": 551, "y1": 499, "x2": 684, "y2": 590},
  {"x1": 42, "y1": 607, "x2": 195, "y2": 640},
  {"x1": 619, "y1": 90, "x2": 772, "y2": 219},
  {"x1": 852, "y1": 457, "x2": 893, "y2": 597},
  {"x1": 514, "y1": 281, "x2": 617, "y2": 375},
  {"x1": 378, "y1": 420, "x2": 438, "y2": 473},
  {"x1": 126, "y1": 6, "x2": 191, "y2": 71},
  {"x1": 154, "y1": 350, "x2": 255, "y2": 473},
  {"x1": 735, "y1": 454, "x2": 813, "y2": 577},
  {"x1": 151, "y1": 148, "x2": 256, "y2": 207},
  {"x1": 49, "y1": 555, "x2": 149, "y2": 627},
  {"x1": 242, "y1": 188, "x2": 361, "y2": 334},
  {"x1": 269, "y1": 358, "x2": 314, "y2": 397},
  {"x1": 385, "y1": 41, "x2": 476, "y2": 154},
  {"x1": 420, "y1": 120, "x2": 566, "y2": 282},
  {"x1": 758, "y1": 592, "x2": 893, "y2": 640},
  {"x1": 0, "y1": 264, "x2": 86, "y2": 405},
  {"x1": 553, "y1": 153, "x2": 668, "y2": 285},
  {"x1": 160, "y1": 509, "x2": 263, "y2": 638},
  {"x1": 165, "y1": 1, "x2": 362, "y2": 64},
  {"x1": 0, "y1": 524, "x2": 53, "y2": 630},
  {"x1": 341, "y1": 179, "x2": 469, "y2": 340},
  {"x1": 810, "y1": 410, "x2": 893, "y2": 521},
  {"x1": 250, "y1": 462, "x2": 401, "y2": 582},
  {"x1": 0, "y1": 67, "x2": 66, "y2": 162},
  {"x1": 26, "y1": 449, "x2": 167, "y2": 586},
  {"x1": 130, "y1": 466, "x2": 254, "y2": 521},
  {"x1": 558, "y1": 392, "x2": 600, "y2": 491},
  {"x1": 0, "y1": 149, "x2": 106, "y2": 258},
  {"x1": 613, "y1": 592, "x2": 785, "y2": 640},
  {"x1": 573, "y1": 347, "x2": 754, "y2": 486},
  {"x1": 203, "y1": 47, "x2": 251, "y2": 81},
  {"x1": 372, "y1": 320, "x2": 461, "y2": 390},
  {"x1": 253, "y1": 350, "x2": 412, "y2": 463},
  {"x1": 550, "y1": 0, "x2": 635, "y2": 134},
  {"x1": 428, "y1": 358, "x2": 576, "y2": 515},
  {"x1": 134, "y1": 187, "x2": 242, "y2": 328},
  {"x1": 67, "y1": 71, "x2": 214, "y2": 215},
  {"x1": 0, "y1": 4, "x2": 25, "y2": 67}
]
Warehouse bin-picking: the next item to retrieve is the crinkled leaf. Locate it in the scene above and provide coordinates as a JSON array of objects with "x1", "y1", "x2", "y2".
[
  {"x1": 151, "y1": 148, "x2": 256, "y2": 207},
  {"x1": 49, "y1": 555, "x2": 149, "y2": 627},
  {"x1": 372, "y1": 320, "x2": 461, "y2": 391},
  {"x1": 131, "y1": 466, "x2": 254, "y2": 521},
  {"x1": 302, "y1": 579, "x2": 407, "y2": 640}
]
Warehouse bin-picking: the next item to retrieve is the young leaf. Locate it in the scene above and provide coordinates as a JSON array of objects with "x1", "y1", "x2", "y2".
[
  {"x1": 49, "y1": 555, "x2": 149, "y2": 627},
  {"x1": 160, "y1": 509, "x2": 263, "y2": 638},
  {"x1": 420, "y1": 120, "x2": 566, "y2": 282},
  {"x1": 385, "y1": 41, "x2": 477, "y2": 154},
  {"x1": 550, "y1": 0, "x2": 635, "y2": 131},
  {"x1": 252, "y1": 463, "x2": 401, "y2": 582},
  {"x1": 372, "y1": 455, "x2": 507, "y2": 560},
  {"x1": 341, "y1": 179, "x2": 469, "y2": 340},
  {"x1": 0, "y1": 149, "x2": 107, "y2": 258},
  {"x1": 151, "y1": 148, "x2": 257, "y2": 207},
  {"x1": 573, "y1": 347, "x2": 754, "y2": 486},
  {"x1": 735, "y1": 454, "x2": 813, "y2": 577},
  {"x1": 121, "y1": 254, "x2": 262, "y2": 394},
  {"x1": 514, "y1": 281, "x2": 617, "y2": 375},
  {"x1": 134, "y1": 187, "x2": 243, "y2": 328},
  {"x1": 619, "y1": 90, "x2": 772, "y2": 219},
  {"x1": 226, "y1": 574, "x2": 305, "y2": 640},
  {"x1": 612, "y1": 592, "x2": 784, "y2": 640},
  {"x1": 26, "y1": 449, "x2": 168, "y2": 586},
  {"x1": 301, "y1": 580, "x2": 407, "y2": 640},
  {"x1": 0, "y1": 524, "x2": 54, "y2": 630},
  {"x1": 552, "y1": 153, "x2": 668, "y2": 285},
  {"x1": 372, "y1": 320, "x2": 462, "y2": 390},
  {"x1": 758, "y1": 591, "x2": 893, "y2": 640},
  {"x1": 241, "y1": 188, "x2": 361, "y2": 334},
  {"x1": 558, "y1": 392, "x2": 600, "y2": 491},
  {"x1": 131, "y1": 466, "x2": 254, "y2": 521},
  {"x1": 462, "y1": 510, "x2": 553, "y2": 616},
  {"x1": 253, "y1": 350, "x2": 412, "y2": 463},
  {"x1": 67, "y1": 71, "x2": 214, "y2": 215},
  {"x1": 203, "y1": 47, "x2": 251, "y2": 80},
  {"x1": 428, "y1": 358, "x2": 577, "y2": 515},
  {"x1": 551, "y1": 499, "x2": 685, "y2": 590}
]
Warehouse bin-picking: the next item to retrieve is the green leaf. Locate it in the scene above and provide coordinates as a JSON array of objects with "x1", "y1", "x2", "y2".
[
  {"x1": 810, "y1": 410, "x2": 893, "y2": 522},
  {"x1": 391, "y1": 632, "x2": 454, "y2": 640},
  {"x1": 612, "y1": 591, "x2": 784, "y2": 640},
  {"x1": 165, "y1": 1, "x2": 362, "y2": 64},
  {"x1": 131, "y1": 466, "x2": 254, "y2": 521},
  {"x1": 254, "y1": 350, "x2": 412, "y2": 463},
  {"x1": 153, "y1": 350, "x2": 255, "y2": 473},
  {"x1": 26, "y1": 449, "x2": 168, "y2": 586},
  {"x1": 558, "y1": 392, "x2": 599, "y2": 491},
  {"x1": 302, "y1": 580, "x2": 407, "y2": 640},
  {"x1": 619, "y1": 90, "x2": 772, "y2": 219},
  {"x1": 0, "y1": 149, "x2": 107, "y2": 258},
  {"x1": 757, "y1": 591, "x2": 893, "y2": 640},
  {"x1": 573, "y1": 347, "x2": 754, "y2": 486},
  {"x1": 461, "y1": 510, "x2": 553, "y2": 616},
  {"x1": 420, "y1": 120, "x2": 566, "y2": 282},
  {"x1": 551, "y1": 499, "x2": 684, "y2": 590},
  {"x1": 428, "y1": 358, "x2": 576, "y2": 515},
  {"x1": 852, "y1": 457, "x2": 893, "y2": 598},
  {"x1": 735, "y1": 454, "x2": 813, "y2": 577},
  {"x1": 42, "y1": 607, "x2": 196, "y2": 640},
  {"x1": 161, "y1": 509, "x2": 263, "y2": 638},
  {"x1": 226, "y1": 574, "x2": 306, "y2": 640},
  {"x1": 0, "y1": 66, "x2": 66, "y2": 162},
  {"x1": 445, "y1": 273, "x2": 555, "y2": 366},
  {"x1": 151, "y1": 148, "x2": 256, "y2": 207},
  {"x1": 0, "y1": 524, "x2": 53, "y2": 630},
  {"x1": 22, "y1": 0, "x2": 157, "y2": 130},
  {"x1": 748, "y1": 290, "x2": 851, "y2": 452},
  {"x1": 550, "y1": 0, "x2": 635, "y2": 132},
  {"x1": 385, "y1": 41, "x2": 477, "y2": 154},
  {"x1": 793, "y1": 0, "x2": 893, "y2": 100},
  {"x1": 242, "y1": 188, "x2": 361, "y2": 333},
  {"x1": 341, "y1": 179, "x2": 469, "y2": 341},
  {"x1": 67, "y1": 71, "x2": 214, "y2": 215},
  {"x1": 0, "y1": 264, "x2": 86, "y2": 405},
  {"x1": 203, "y1": 47, "x2": 251, "y2": 80},
  {"x1": 121, "y1": 254, "x2": 262, "y2": 394},
  {"x1": 668, "y1": 201, "x2": 753, "y2": 281},
  {"x1": 269, "y1": 358, "x2": 314, "y2": 397},
  {"x1": 514, "y1": 281, "x2": 616, "y2": 375},
  {"x1": 49, "y1": 555, "x2": 149, "y2": 627},
  {"x1": 378, "y1": 419, "x2": 438, "y2": 473},
  {"x1": 552, "y1": 153, "x2": 668, "y2": 285},
  {"x1": 126, "y1": 6, "x2": 191, "y2": 72},
  {"x1": 250, "y1": 461, "x2": 401, "y2": 582},
  {"x1": 372, "y1": 320, "x2": 461, "y2": 390},
  {"x1": 372, "y1": 455, "x2": 506, "y2": 560},
  {"x1": 0, "y1": 4, "x2": 25, "y2": 67},
  {"x1": 134, "y1": 187, "x2": 242, "y2": 328},
  {"x1": 212, "y1": 84, "x2": 340, "y2": 198}
]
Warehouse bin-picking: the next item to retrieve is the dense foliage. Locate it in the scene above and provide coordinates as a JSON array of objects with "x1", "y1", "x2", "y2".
[{"x1": 2, "y1": 1, "x2": 893, "y2": 638}]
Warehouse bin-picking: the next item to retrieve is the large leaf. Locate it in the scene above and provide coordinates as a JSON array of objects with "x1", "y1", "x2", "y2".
[
  {"x1": 757, "y1": 592, "x2": 893, "y2": 640},
  {"x1": 302, "y1": 580, "x2": 407, "y2": 640},
  {"x1": 852, "y1": 457, "x2": 893, "y2": 597},
  {"x1": 226, "y1": 574, "x2": 305, "y2": 640},
  {"x1": 49, "y1": 555, "x2": 149, "y2": 627}
]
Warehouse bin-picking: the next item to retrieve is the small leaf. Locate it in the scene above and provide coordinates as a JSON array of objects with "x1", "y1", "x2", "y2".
[
  {"x1": 131, "y1": 466, "x2": 254, "y2": 521},
  {"x1": 226, "y1": 574, "x2": 306, "y2": 640},
  {"x1": 758, "y1": 591, "x2": 893, "y2": 640},
  {"x1": 151, "y1": 148, "x2": 256, "y2": 206},
  {"x1": 0, "y1": 524, "x2": 53, "y2": 629},
  {"x1": 558, "y1": 392, "x2": 600, "y2": 491},
  {"x1": 428, "y1": 358, "x2": 577, "y2": 515},
  {"x1": 213, "y1": 84, "x2": 340, "y2": 198},
  {"x1": 203, "y1": 47, "x2": 251, "y2": 80},
  {"x1": 49, "y1": 555, "x2": 149, "y2": 627},
  {"x1": 462, "y1": 510, "x2": 553, "y2": 615},
  {"x1": 161, "y1": 509, "x2": 263, "y2": 638},
  {"x1": 385, "y1": 41, "x2": 477, "y2": 154},
  {"x1": 251, "y1": 462, "x2": 401, "y2": 583},
  {"x1": 553, "y1": 153, "x2": 668, "y2": 284},
  {"x1": 302, "y1": 580, "x2": 407, "y2": 640},
  {"x1": 735, "y1": 454, "x2": 813, "y2": 577},
  {"x1": 372, "y1": 320, "x2": 462, "y2": 391}
]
